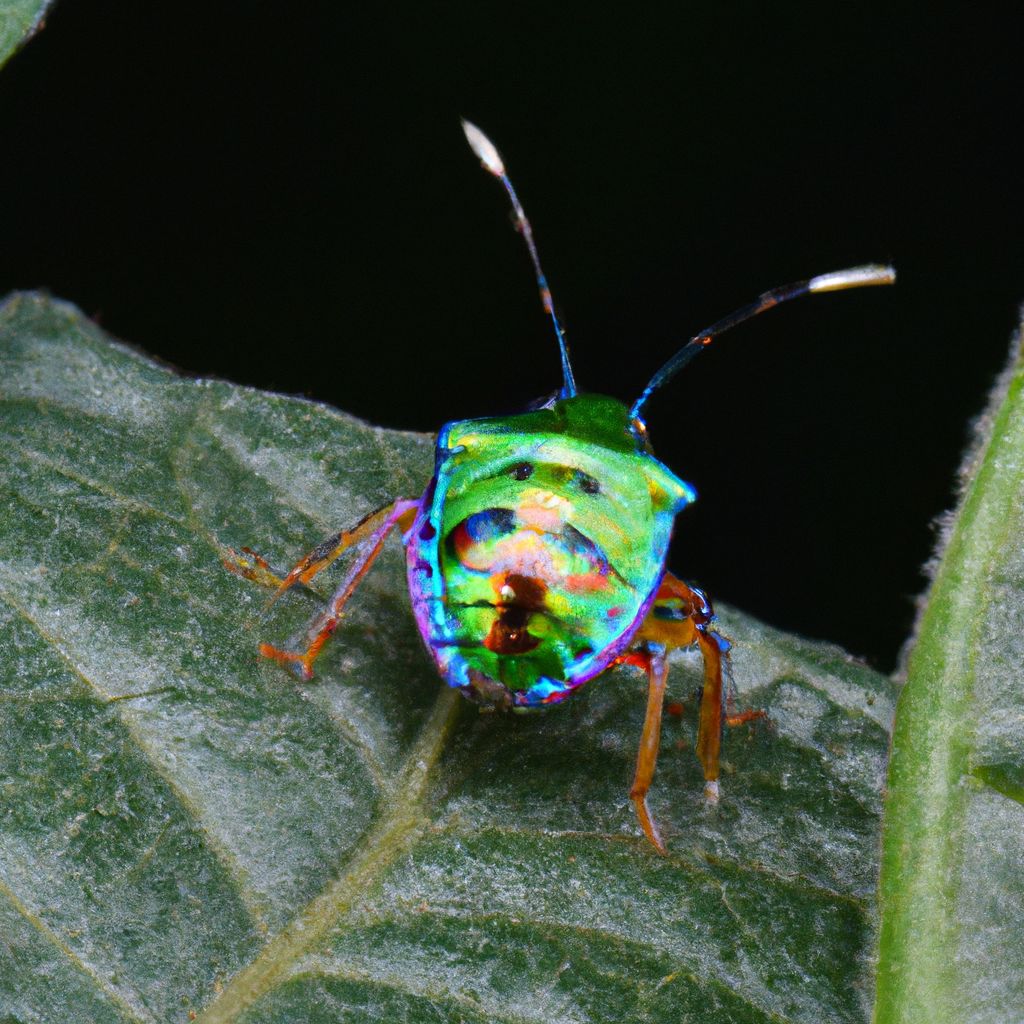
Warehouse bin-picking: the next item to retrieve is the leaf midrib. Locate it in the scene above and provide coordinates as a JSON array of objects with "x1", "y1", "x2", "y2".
[{"x1": 198, "y1": 686, "x2": 462, "y2": 1023}]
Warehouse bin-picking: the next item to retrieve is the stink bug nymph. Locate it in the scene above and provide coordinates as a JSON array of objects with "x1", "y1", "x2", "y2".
[{"x1": 227, "y1": 122, "x2": 894, "y2": 854}]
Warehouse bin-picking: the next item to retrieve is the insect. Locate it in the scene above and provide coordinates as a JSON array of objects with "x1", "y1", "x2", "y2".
[{"x1": 227, "y1": 122, "x2": 894, "y2": 853}]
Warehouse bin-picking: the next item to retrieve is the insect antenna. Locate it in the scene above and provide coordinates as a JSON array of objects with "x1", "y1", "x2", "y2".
[
  {"x1": 629, "y1": 264, "x2": 896, "y2": 423},
  {"x1": 462, "y1": 119, "x2": 577, "y2": 398}
]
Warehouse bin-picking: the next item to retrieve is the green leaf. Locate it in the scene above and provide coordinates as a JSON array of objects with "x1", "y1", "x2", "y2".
[
  {"x1": 874, "y1": 327, "x2": 1024, "y2": 1024},
  {"x1": 1, "y1": 292, "x2": 895, "y2": 1024},
  {"x1": 0, "y1": 0, "x2": 53, "y2": 71}
]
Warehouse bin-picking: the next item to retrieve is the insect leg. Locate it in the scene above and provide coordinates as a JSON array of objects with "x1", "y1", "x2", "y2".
[
  {"x1": 254, "y1": 498, "x2": 420, "y2": 680},
  {"x1": 636, "y1": 572, "x2": 764, "y2": 804},
  {"x1": 264, "y1": 499, "x2": 420, "y2": 607},
  {"x1": 224, "y1": 500, "x2": 421, "y2": 599},
  {"x1": 629, "y1": 646, "x2": 670, "y2": 855},
  {"x1": 222, "y1": 546, "x2": 291, "y2": 589},
  {"x1": 694, "y1": 627, "x2": 726, "y2": 802}
]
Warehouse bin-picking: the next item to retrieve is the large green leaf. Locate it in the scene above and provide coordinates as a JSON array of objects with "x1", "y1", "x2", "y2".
[
  {"x1": 1, "y1": 292, "x2": 895, "y2": 1023},
  {"x1": 0, "y1": 0, "x2": 52, "y2": 71},
  {"x1": 874, "y1": 327, "x2": 1024, "y2": 1024}
]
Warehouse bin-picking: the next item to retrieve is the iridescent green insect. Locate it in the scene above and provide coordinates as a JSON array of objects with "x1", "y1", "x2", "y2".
[{"x1": 228, "y1": 122, "x2": 894, "y2": 853}]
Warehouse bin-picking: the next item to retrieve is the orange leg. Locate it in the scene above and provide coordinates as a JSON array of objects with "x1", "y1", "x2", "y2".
[
  {"x1": 695, "y1": 628, "x2": 725, "y2": 802},
  {"x1": 228, "y1": 498, "x2": 420, "y2": 680},
  {"x1": 630, "y1": 571, "x2": 765, "y2": 847},
  {"x1": 629, "y1": 648, "x2": 670, "y2": 855},
  {"x1": 267, "y1": 500, "x2": 419, "y2": 607},
  {"x1": 222, "y1": 546, "x2": 290, "y2": 590},
  {"x1": 695, "y1": 629, "x2": 766, "y2": 799}
]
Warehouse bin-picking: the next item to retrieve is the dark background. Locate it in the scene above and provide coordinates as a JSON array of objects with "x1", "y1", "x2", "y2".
[{"x1": 2, "y1": 4, "x2": 1021, "y2": 670}]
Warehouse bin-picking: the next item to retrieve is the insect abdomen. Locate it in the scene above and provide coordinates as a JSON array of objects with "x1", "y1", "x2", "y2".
[{"x1": 405, "y1": 404, "x2": 693, "y2": 706}]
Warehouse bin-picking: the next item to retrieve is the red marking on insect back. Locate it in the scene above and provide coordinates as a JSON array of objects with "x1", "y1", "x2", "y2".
[
  {"x1": 450, "y1": 520, "x2": 474, "y2": 564},
  {"x1": 614, "y1": 650, "x2": 651, "y2": 671},
  {"x1": 498, "y1": 574, "x2": 548, "y2": 609},
  {"x1": 484, "y1": 607, "x2": 541, "y2": 654},
  {"x1": 564, "y1": 572, "x2": 611, "y2": 593},
  {"x1": 484, "y1": 574, "x2": 548, "y2": 654}
]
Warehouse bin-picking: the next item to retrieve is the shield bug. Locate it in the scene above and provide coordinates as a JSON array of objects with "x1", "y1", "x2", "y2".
[{"x1": 227, "y1": 122, "x2": 894, "y2": 853}]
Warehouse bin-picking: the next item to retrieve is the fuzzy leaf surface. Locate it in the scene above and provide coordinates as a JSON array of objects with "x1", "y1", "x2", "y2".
[
  {"x1": 0, "y1": 293, "x2": 896, "y2": 1023},
  {"x1": 0, "y1": 0, "x2": 52, "y2": 70},
  {"x1": 875, "y1": 327, "x2": 1024, "y2": 1024}
]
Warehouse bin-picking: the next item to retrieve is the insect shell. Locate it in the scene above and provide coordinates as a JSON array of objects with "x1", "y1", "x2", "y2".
[
  {"x1": 406, "y1": 391, "x2": 695, "y2": 710},
  {"x1": 232, "y1": 121, "x2": 894, "y2": 853}
]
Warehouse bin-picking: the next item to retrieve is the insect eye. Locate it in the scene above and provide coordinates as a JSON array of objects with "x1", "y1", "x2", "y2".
[
  {"x1": 509, "y1": 462, "x2": 533, "y2": 481},
  {"x1": 577, "y1": 473, "x2": 600, "y2": 495}
]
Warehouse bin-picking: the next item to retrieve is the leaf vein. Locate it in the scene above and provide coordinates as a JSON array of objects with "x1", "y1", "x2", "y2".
[
  {"x1": 0, "y1": 586, "x2": 270, "y2": 931},
  {"x1": 446, "y1": 822, "x2": 870, "y2": 907},
  {"x1": 0, "y1": 443, "x2": 186, "y2": 526},
  {"x1": 176, "y1": 394, "x2": 395, "y2": 792},
  {"x1": 197, "y1": 687, "x2": 462, "y2": 1024},
  {"x1": 337, "y1": 906, "x2": 796, "y2": 1024},
  {"x1": 0, "y1": 874, "x2": 154, "y2": 1024},
  {"x1": 288, "y1": 958, "x2": 543, "y2": 1024}
]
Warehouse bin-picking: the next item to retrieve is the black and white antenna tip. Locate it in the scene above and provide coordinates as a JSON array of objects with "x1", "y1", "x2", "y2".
[
  {"x1": 461, "y1": 119, "x2": 505, "y2": 177},
  {"x1": 808, "y1": 264, "x2": 896, "y2": 293}
]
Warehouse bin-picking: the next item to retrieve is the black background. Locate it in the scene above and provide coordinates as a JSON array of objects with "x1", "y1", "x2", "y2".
[{"x1": 2, "y1": 4, "x2": 1021, "y2": 670}]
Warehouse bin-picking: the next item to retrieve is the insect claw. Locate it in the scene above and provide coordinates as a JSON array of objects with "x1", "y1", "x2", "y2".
[
  {"x1": 704, "y1": 779, "x2": 720, "y2": 804},
  {"x1": 258, "y1": 642, "x2": 315, "y2": 681},
  {"x1": 630, "y1": 792, "x2": 668, "y2": 856},
  {"x1": 222, "y1": 547, "x2": 286, "y2": 590}
]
